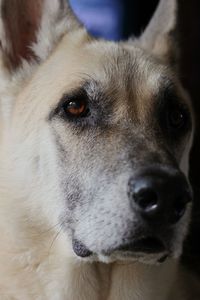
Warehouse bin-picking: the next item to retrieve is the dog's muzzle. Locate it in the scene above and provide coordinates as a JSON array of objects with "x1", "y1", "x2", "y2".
[{"x1": 72, "y1": 166, "x2": 192, "y2": 261}]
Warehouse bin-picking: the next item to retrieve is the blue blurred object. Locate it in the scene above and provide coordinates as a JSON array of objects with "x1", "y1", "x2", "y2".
[{"x1": 70, "y1": 0, "x2": 124, "y2": 41}]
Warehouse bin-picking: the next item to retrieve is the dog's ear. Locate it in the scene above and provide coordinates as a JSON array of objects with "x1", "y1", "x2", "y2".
[
  {"x1": 139, "y1": 0, "x2": 177, "y2": 64},
  {"x1": 0, "y1": 0, "x2": 81, "y2": 71}
]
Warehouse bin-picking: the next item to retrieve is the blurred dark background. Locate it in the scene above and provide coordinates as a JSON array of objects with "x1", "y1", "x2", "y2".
[
  {"x1": 178, "y1": 0, "x2": 200, "y2": 275},
  {"x1": 70, "y1": 0, "x2": 200, "y2": 273}
]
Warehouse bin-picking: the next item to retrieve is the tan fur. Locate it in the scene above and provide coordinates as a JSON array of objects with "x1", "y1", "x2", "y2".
[{"x1": 0, "y1": 0, "x2": 198, "y2": 299}]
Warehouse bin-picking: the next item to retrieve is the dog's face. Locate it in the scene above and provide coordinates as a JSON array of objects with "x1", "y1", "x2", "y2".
[{"x1": 0, "y1": 0, "x2": 194, "y2": 264}]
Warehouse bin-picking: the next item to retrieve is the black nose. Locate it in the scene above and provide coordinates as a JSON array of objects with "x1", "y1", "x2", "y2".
[{"x1": 128, "y1": 167, "x2": 192, "y2": 225}]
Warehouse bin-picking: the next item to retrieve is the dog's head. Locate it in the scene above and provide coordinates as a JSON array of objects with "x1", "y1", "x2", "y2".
[{"x1": 0, "y1": 0, "x2": 194, "y2": 264}]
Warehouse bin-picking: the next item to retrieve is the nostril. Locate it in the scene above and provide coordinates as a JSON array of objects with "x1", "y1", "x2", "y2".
[{"x1": 134, "y1": 189, "x2": 158, "y2": 213}]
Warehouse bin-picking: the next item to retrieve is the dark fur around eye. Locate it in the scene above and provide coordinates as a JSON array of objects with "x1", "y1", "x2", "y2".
[
  {"x1": 49, "y1": 86, "x2": 91, "y2": 124},
  {"x1": 49, "y1": 81, "x2": 113, "y2": 128},
  {"x1": 158, "y1": 85, "x2": 192, "y2": 138}
]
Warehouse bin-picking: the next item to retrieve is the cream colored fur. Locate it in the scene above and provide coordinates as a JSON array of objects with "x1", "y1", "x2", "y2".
[{"x1": 0, "y1": 0, "x2": 198, "y2": 299}]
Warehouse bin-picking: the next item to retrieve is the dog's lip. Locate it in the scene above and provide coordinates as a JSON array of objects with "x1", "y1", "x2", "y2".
[
  {"x1": 107, "y1": 237, "x2": 166, "y2": 255},
  {"x1": 72, "y1": 237, "x2": 168, "y2": 260},
  {"x1": 72, "y1": 239, "x2": 93, "y2": 258}
]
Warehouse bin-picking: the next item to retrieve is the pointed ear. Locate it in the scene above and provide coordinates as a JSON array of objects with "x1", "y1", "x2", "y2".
[
  {"x1": 0, "y1": 0, "x2": 81, "y2": 70},
  {"x1": 139, "y1": 0, "x2": 177, "y2": 64}
]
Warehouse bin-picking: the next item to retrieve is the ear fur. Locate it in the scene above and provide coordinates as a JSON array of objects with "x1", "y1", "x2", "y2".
[
  {"x1": 139, "y1": 0, "x2": 177, "y2": 64},
  {"x1": 0, "y1": 0, "x2": 81, "y2": 71}
]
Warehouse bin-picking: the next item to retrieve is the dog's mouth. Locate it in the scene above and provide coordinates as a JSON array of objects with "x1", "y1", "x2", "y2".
[
  {"x1": 72, "y1": 239, "x2": 93, "y2": 258},
  {"x1": 72, "y1": 237, "x2": 168, "y2": 263},
  {"x1": 114, "y1": 237, "x2": 166, "y2": 254}
]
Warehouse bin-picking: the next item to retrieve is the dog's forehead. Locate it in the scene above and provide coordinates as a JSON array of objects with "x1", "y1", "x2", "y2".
[
  {"x1": 46, "y1": 38, "x2": 173, "y2": 121},
  {"x1": 86, "y1": 41, "x2": 168, "y2": 90},
  {"x1": 78, "y1": 42, "x2": 176, "y2": 121},
  {"x1": 15, "y1": 36, "x2": 179, "y2": 124}
]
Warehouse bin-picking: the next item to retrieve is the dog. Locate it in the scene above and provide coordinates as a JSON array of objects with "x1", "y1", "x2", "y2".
[{"x1": 0, "y1": 0, "x2": 198, "y2": 299}]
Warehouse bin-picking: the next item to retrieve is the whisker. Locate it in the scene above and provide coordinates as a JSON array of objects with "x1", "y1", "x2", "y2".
[
  {"x1": 47, "y1": 227, "x2": 63, "y2": 258},
  {"x1": 39, "y1": 221, "x2": 62, "y2": 235}
]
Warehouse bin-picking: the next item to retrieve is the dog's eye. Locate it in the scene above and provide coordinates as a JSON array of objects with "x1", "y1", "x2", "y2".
[
  {"x1": 62, "y1": 99, "x2": 89, "y2": 118},
  {"x1": 159, "y1": 102, "x2": 191, "y2": 139},
  {"x1": 158, "y1": 85, "x2": 192, "y2": 138},
  {"x1": 167, "y1": 109, "x2": 186, "y2": 130}
]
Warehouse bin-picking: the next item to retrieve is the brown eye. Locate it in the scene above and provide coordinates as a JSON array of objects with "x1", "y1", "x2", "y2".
[
  {"x1": 63, "y1": 99, "x2": 88, "y2": 118},
  {"x1": 168, "y1": 109, "x2": 186, "y2": 129}
]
